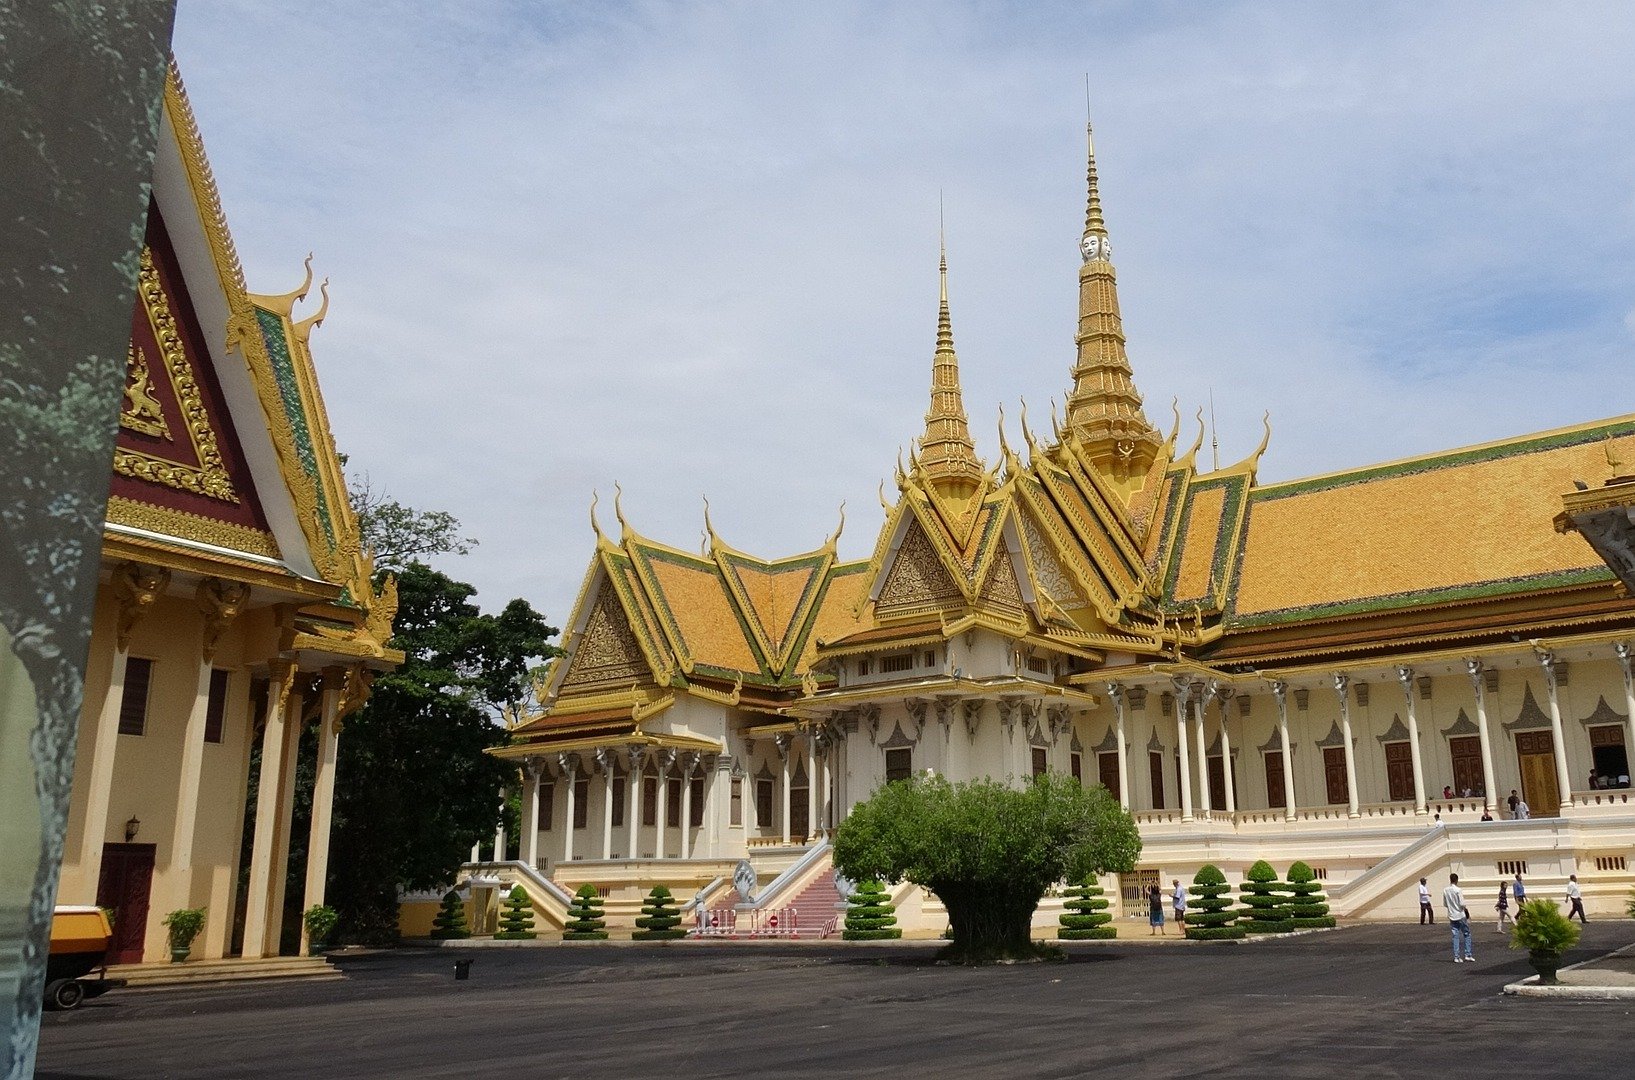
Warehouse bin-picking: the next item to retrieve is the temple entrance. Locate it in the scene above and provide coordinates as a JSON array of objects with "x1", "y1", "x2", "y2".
[
  {"x1": 1515, "y1": 731, "x2": 1559, "y2": 816},
  {"x1": 1264, "y1": 750, "x2": 1286, "y2": 809},
  {"x1": 1098, "y1": 751, "x2": 1120, "y2": 800},
  {"x1": 1322, "y1": 747, "x2": 1348, "y2": 805},
  {"x1": 1207, "y1": 756, "x2": 1236, "y2": 810},
  {"x1": 1148, "y1": 751, "x2": 1165, "y2": 809},
  {"x1": 1384, "y1": 742, "x2": 1414, "y2": 802},
  {"x1": 789, "y1": 787, "x2": 809, "y2": 840},
  {"x1": 96, "y1": 842, "x2": 155, "y2": 964},
  {"x1": 1448, "y1": 735, "x2": 1483, "y2": 797},
  {"x1": 1589, "y1": 725, "x2": 1629, "y2": 785}
]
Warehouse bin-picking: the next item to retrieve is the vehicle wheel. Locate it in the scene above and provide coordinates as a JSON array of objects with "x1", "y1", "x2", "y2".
[{"x1": 46, "y1": 979, "x2": 85, "y2": 1010}]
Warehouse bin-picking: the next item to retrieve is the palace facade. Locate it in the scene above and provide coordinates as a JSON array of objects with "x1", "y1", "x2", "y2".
[
  {"x1": 486, "y1": 124, "x2": 1635, "y2": 935},
  {"x1": 43, "y1": 62, "x2": 400, "y2": 967}
]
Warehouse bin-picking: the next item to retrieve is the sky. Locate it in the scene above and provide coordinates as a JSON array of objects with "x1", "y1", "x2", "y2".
[{"x1": 169, "y1": 1, "x2": 1635, "y2": 629}]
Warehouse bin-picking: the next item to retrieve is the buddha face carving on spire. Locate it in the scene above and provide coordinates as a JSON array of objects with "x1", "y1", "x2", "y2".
[{"x1": 1081, "y1": 233, "x2": 1109, "y2": 263}]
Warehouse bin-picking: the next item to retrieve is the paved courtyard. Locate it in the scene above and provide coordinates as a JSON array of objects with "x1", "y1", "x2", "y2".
[{"x1": 36, "y1": 923, "x2": 1635, "y2": 1079}]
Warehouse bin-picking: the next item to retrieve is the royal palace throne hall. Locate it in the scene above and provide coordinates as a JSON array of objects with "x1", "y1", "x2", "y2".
[{"x1": 475, "y1": 124, "x2": 1635, "y2": 936}]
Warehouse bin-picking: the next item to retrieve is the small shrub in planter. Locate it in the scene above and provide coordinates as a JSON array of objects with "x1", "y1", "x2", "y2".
[
  {"x1": 1184, "y1": 864, "x2": 1245, "y2": 940},
  {"x1": 430, "y1": 890, "x2": 470, "y2": 939},
  {"x1": 1057, "y1": 877, "x2": 1116, "y2": 940},
  {"x1": 1238, "y1": 860, "x2": 1294, "y2": 934},
  {"x1": 162, "y1": 907, "x2": 206, "y2": 962},
  {"x1": 304, "y1": 904, "x2": 339, "y2": 953},
  {"x1": 495, "y1": 885, "x2": 537, "y2": 940},
  {"x1": 633, "y1": 885, "x2": 687, "y2": 940},
  {"x1": 564, "y1": 883, "x2": 609, "y2": 940},
  {"x1": 1511, "y1": 899, "x2": 1580, "y2": 984},
  {"x1": 1285, "y1": 862, "x2": 1336, "y2": 929},
  {"x1": 843, "y1": 880, "x2": 902, "y2": 940}
]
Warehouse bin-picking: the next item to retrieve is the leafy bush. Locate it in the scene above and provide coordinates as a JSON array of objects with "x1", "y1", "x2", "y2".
[
  {"x1": 1238, "y1": 860, "x2": 1294, "y2": 934},
  {"x1": 162, "y1": 907, "x2": 206, "y2": 950},
  {"x1": 430, "y1": 889, "x2": 470, "y2": 939},
  {"x1": 495, "y1": 885, "x2": 537, "y2": 940},
  {"x1": 1285, "y1": 862, "x2": 1336, "y2": 929},
  {"x1": 1511, "y1": 898, "x2": 1580, "y2": 977},
  {"x1": 1185, "y1": 865, "x2": 1244, "y2": 940},
  {"x1": 844, "y1": 880, "x2": 903, "y2": 940},
  {"x1": 633, "y1": 885, "x2": 687, "y2": 941},
  {"x1": 834, "y1": 772, "x2": 1140, "y2": 963},
  {"x1": 1057, "y1": 877, "x2": 1115, "y2": 940},
  {"x1": 304, "y1": 904, "x2": 340, "y2": 949},
  {"x1": 564, "y1": 883, "x2": 609, "y2": 941}
]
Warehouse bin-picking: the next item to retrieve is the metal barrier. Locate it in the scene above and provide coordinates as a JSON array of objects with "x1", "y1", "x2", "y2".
[{"x1": 691, "y1": 906, "x2": 805, "y2": 938}]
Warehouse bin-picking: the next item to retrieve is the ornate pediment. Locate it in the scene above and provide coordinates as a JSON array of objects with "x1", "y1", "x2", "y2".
[
  {"x1": 877, "y1": 518, "x2": 962, "y2": 611},
  {"x1": 1375, "y1": 715, "x2": 1412, "y2": 743},
  {"x1": 1146, "y1": 727, "x2": 1165, "y2": 753},
  {"x1": 1090, "y1": 726, "x2": 1119, "y2": 754},
  {"x1": 880, "y1": 721, "x2": 916, "y2": 750},
  {"x1": 563, "y1": 585, "x2": 651, "y2": 687},
  {"x1": 1577, "y1": 694, "x2": 1629, "y2": 729},
  {"x1": 1315, "y1": 721, "x2": 1347, "y2": 748},
  {"x1": 1502, "y1": 683, "x2": 1552, "y2": 733},
  {"x1": 1440, "y1": 708, "x2": 1479, "y2": 738}
]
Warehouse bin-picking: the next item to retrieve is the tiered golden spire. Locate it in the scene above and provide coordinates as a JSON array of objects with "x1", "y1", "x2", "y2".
[
  {"x1": 916, "y1": 227, "x2": 983, "y2": 498},
  {"x1": 1063, "y1": 116, "x2": 1162, "y2": 487}
]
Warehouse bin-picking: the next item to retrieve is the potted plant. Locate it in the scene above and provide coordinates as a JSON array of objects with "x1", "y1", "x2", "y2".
[
  {"x1": 303, "y1": 904, "x2": 339, "y2": 954},
  {"x1": 1510, "y1": 898, "x2": 1580, "y2": 984},
  {"x1": 162, "y1": 907, "x2": 206, "y2": 963}
]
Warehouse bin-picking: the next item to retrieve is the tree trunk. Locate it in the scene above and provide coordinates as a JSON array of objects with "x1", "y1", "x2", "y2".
[{"x1": 933, "y1": 881, "x2": 1044, "y2": 963}]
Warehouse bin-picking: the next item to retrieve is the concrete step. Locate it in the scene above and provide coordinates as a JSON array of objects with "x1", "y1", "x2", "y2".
[{"x1": 109, "y1": 955, "x2": 343, "y2": 988}]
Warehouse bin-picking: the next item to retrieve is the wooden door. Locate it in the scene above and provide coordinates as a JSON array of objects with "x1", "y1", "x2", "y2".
[
  {"x1": 1448, "y1": 735, "x2": 1483, "y2": 797},
  {"x1": 1148, "y1": 751, "x2": 1165, "y2": 809},
  {"x1": 1516, "y1": 731, "x2": 1559, "y2": 816},
  {"x1": 96, "y1": 842, "x2": 156, "y2": 964},
  {"x1": 1384, "y1": 742, "x2": 1415, "y2": 802},
  {"x1": 1098, "y1": 752, "x2": 1120, "y2": 801},
  {"x1": 1264, "y1": 751, "x2": 1286, "y2": 809},
  {"x1": 1323, "y1": 747, "x2": 1349, "y2": 805},
  {"x1": 1208, "y1": 757, "x2": 1227, "y2": 810},
  {"x1": 789, "y1": 788, "x2": 809, "y2": 839}
]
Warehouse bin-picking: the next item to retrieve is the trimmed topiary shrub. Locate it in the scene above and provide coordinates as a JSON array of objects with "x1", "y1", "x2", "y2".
[
  {"x1": 495, "y1": 885, "x2": 537, "y2": 940},
  {"x1": 1238, "y1": 860, "x2": 1294, "y2": 934},
  {"x1": 844, "y1": 880, "x2": 902, "y2": 940},
  {"x1": 430, "y1": 889, "x2": 470, "y2": 940},
  {"x1": 1285, "y1": 862, "x2": 1336, "y2": 929},
  {"x1": 564, "y1": 883, "x2": 609, "y2": 940},
  {"x1": 1185, "y1": 864, "x2": 1245, "y2": 940},
  {"x1": 1058, "y1": 877, "x2": 1116, "y2": 939},
  {"x1": 633, "y1": 885, "x2": 687, "y2": 940}
]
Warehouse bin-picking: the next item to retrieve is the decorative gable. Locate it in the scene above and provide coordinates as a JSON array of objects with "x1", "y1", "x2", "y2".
[
  {"x1": 877, "y1": 519, "x2": 961, "y2": 612},
  {"x1": 563, "y1": 584, "x2": 652, "y2": 688}
]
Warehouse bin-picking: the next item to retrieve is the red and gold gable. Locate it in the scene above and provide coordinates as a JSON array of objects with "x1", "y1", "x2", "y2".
[{"x1": 108, "y1": 207, "x2": 278, "y2": 557}]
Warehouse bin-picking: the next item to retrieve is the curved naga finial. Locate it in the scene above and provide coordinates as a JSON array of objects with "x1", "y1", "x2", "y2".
[
  {"x1": 1049, "y1": 398, "x2": 1063, "y2": 443},
  {"x1": 702, "y1": 495, "x2": 719, "y2": 547},
  {"x1": 246, "y1": 252, "x2": 314, "y2": 317},
  {"x1": 292, "y1": 277, "x2": 330, "y2": 342},
  {"x1": 590, "y1": 490, "x2": 606, "y2": 542},
  {"x1": 1224, "y1": 410, "x2": 1274, "y2": 477},
  {"x1": 1167, "y1": 397, "x2": 1182, "y2": 445},
  {"x1": 825, "y1": 500, "x2": 846, "y2": 548},
  {"x1": 1018, "y1": 397, "x2": 1041, "y2": 461},
  {"x1": 996, "y1": 402, "x2": 1013, "y2": 465},
  {"x1": 894, "y1": 447, "x2": 907, "y2": 487},
  {"x1": 613, "y1": 482, "x2": 630, "y2": 534},
  {"x1": 1185, "y1": 407, "x2": 1206, "y2": 461},
  {"x1": 877, "y1": 478, "x2": 893, "y2": 512}
]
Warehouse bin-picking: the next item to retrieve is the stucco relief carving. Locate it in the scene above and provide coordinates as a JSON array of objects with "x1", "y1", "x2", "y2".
[
  {"x1": 562, "y1": 586, "x2": 648, "y2": 686},
  {"x1": 877, "y1": 521, "x2": 961, "y2": 609},
  {"x1": 978, "y1": 548, "x2": 1024, "y2": 610},
  {"x1": 1018, "y1": 510, "x2": 1086, "y2": 609}
]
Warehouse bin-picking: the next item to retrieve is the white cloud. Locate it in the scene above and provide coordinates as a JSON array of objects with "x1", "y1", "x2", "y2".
[{"x1": 170, "y1": 1, "x2": 1635, "y2": 624}]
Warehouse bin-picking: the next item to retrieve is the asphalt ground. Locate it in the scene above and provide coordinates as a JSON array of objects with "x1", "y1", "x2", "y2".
[{"x1": 35, "y1": 922, "x2": 1635, "y2": 1079}]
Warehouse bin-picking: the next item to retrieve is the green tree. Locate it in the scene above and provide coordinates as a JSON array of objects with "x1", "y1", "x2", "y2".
[
  {"x1": 833, "y1": 772, "x2": 1141, "y2": 963},
  {"x1": 322, "y1": 561, "x2": 558, "y2": 942},
  {"x1": 1285, "y1": 862, "x2": 1336, "y2": 929},
  {"x1": 1057, "y1": 877, "x2": 1115, "y2": 940},
  {"x1": 346, "y1": 471, "x2": 475, "y2": 572},
  {"x1": 632, "y1": 886, "x2": 687, "y2": 941},
  {"x1": 1238, "y1": 859, "x2": 1293, "y2": 934},
  {"x1": 1184, "y1": 865, "x2": 1244, "y2": 940},
  {"x1": 495, "y1": 885, "x2": 537, "y2": 940},
  {"x1": 843, "y1": 880, "x2": 902, "y2": 941},
  {"x1": 430, "y1": 890, "x2": 470, "y2": 939},
  {"x1": 564, "y1": 884, "x2": 608, "y2": 941}
]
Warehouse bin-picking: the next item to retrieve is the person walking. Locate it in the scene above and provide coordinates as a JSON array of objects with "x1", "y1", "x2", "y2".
[
  {"x1": 1444, "y1": 873, "x2": 1475, "y2": 963},
  {"x1": 1148, "y1": 884, "x2": 1166, "y2": 936},
  {"x1": 1418, "y1": 878, "x2": 1435, "y2": 924},
  {"x1": 1495, "y1": 881, "x2": 1512, "y2": 932},
  {"x1": 1515, "y1": 797, "x2": 1530, "y2": 820},
  {"x1": 1171, "y1": 878, "x2": 1187, "y2": 930},
  {"x1": 1513, "y1": 872, "x2": 1527, "y2": 906},
  {"x1": 1566, "y1": 875, "x2": 1588, "y2": 923}
]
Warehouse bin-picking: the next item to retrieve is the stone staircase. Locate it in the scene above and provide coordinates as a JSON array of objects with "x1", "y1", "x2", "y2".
[
  {"x1": 110, "y1": 955, "x2": 341, "y2": 989},
  {"x1": 785, "y1": 873, "x2": 843, "y2": 939}
]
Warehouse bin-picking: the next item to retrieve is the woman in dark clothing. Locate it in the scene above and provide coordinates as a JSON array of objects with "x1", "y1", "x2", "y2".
[{"x1": 1148, "y1": 884, "x2": 1165, "y2": 936}]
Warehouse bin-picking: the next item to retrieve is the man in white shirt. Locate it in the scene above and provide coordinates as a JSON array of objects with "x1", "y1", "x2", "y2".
[
  {"x1": 1171, "y1": 879, "x2": 1187, "y2": 929},
  {"x1": 1515, "y1": 798, "x2": 1530, "y2": 820},
  {"x1": 1417, "y1": 878, "x2": 1434, "y2": 925},
  {"x1": 1443, "y1": 873, "x2": 1474, "y2": 963},
  {"x1": 1566, "y1": 874, "x2": 1587, "y2": 923}
]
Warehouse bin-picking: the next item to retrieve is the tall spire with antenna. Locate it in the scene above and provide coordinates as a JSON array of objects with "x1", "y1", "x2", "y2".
[
  {"x1": 916, "y1": 207, "x2": 983, "y2": 497},
  {"x1": 1063, "y1": 92, "x2": 1162, "y2": 492}
]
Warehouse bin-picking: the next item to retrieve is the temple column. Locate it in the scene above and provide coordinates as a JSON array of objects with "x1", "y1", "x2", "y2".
[
  {"x1": 597, "y1": 749, "x2": 615, "y2": 860},
  {"x1": 708, "y1": 756, "x2": 729, "y2": 857},
  {"x1": 1395, "y1": 666, "x2": 1429, "y2": 815},
  {"x1": 168, "y1": 582, "x2": 236, "y2": 914},
  {"x1": 492, "y1": 788, "x2": 506, "y2": 862},
  {"x1": 242, "y1": 661, "x2": 296, "y2": 959},
  {"x1": 819, "y1": 731, "x2": 833, "y2": 834},
  {"x1": 777, "y1": 735, "x2": 792, "y2": 845},
  {"x1": 806, "y1": 733, "x2": 818, "y2": 841},
  {"x1": 1617, "y1": 643, "x2": 1635, "y2": 782},
  {"x1": 1172, "y1": 680, "x2": 1194, "y2": 823},
  {"x1": 1213, "y1": 684, "x2": 1237, "y2": 814},
  {"x1": 1192, "y1": 687, "x2": 1211, "y2": 814},
  {"x1": 679, "y1": 753, "x2": 696, "y2": 859},
  {"x1": 1271, "y1": 681, "x2": 1296, "y2": 820},
  {"x1": 1465, "y1": 660, "x2": 1500, "y2": 813},
  {"x1": 1334, "y1": 674, "x2": 1360, "y2": 818},
  {"x1": 625, "y1": 748, "x2": 644, "y2": 859},
  {"x1": 655, "y1": 750, "x2": 673, "y2": 859},
  {"x1": 1535, "y1": 647, "x2": 1575, "y2": 810},
  {"x1": 522, "y1": 757, "x2": 542, "y2": 869},
  {"x1": 1107, "y1": 684, "x2": 1130, "y2": 810},
  {"x1": 299, "y1": 668, "x2": 346, "y2": 952},
  {"x1": 559, "y1": 754, "x2": 576, "y2": 863}
]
